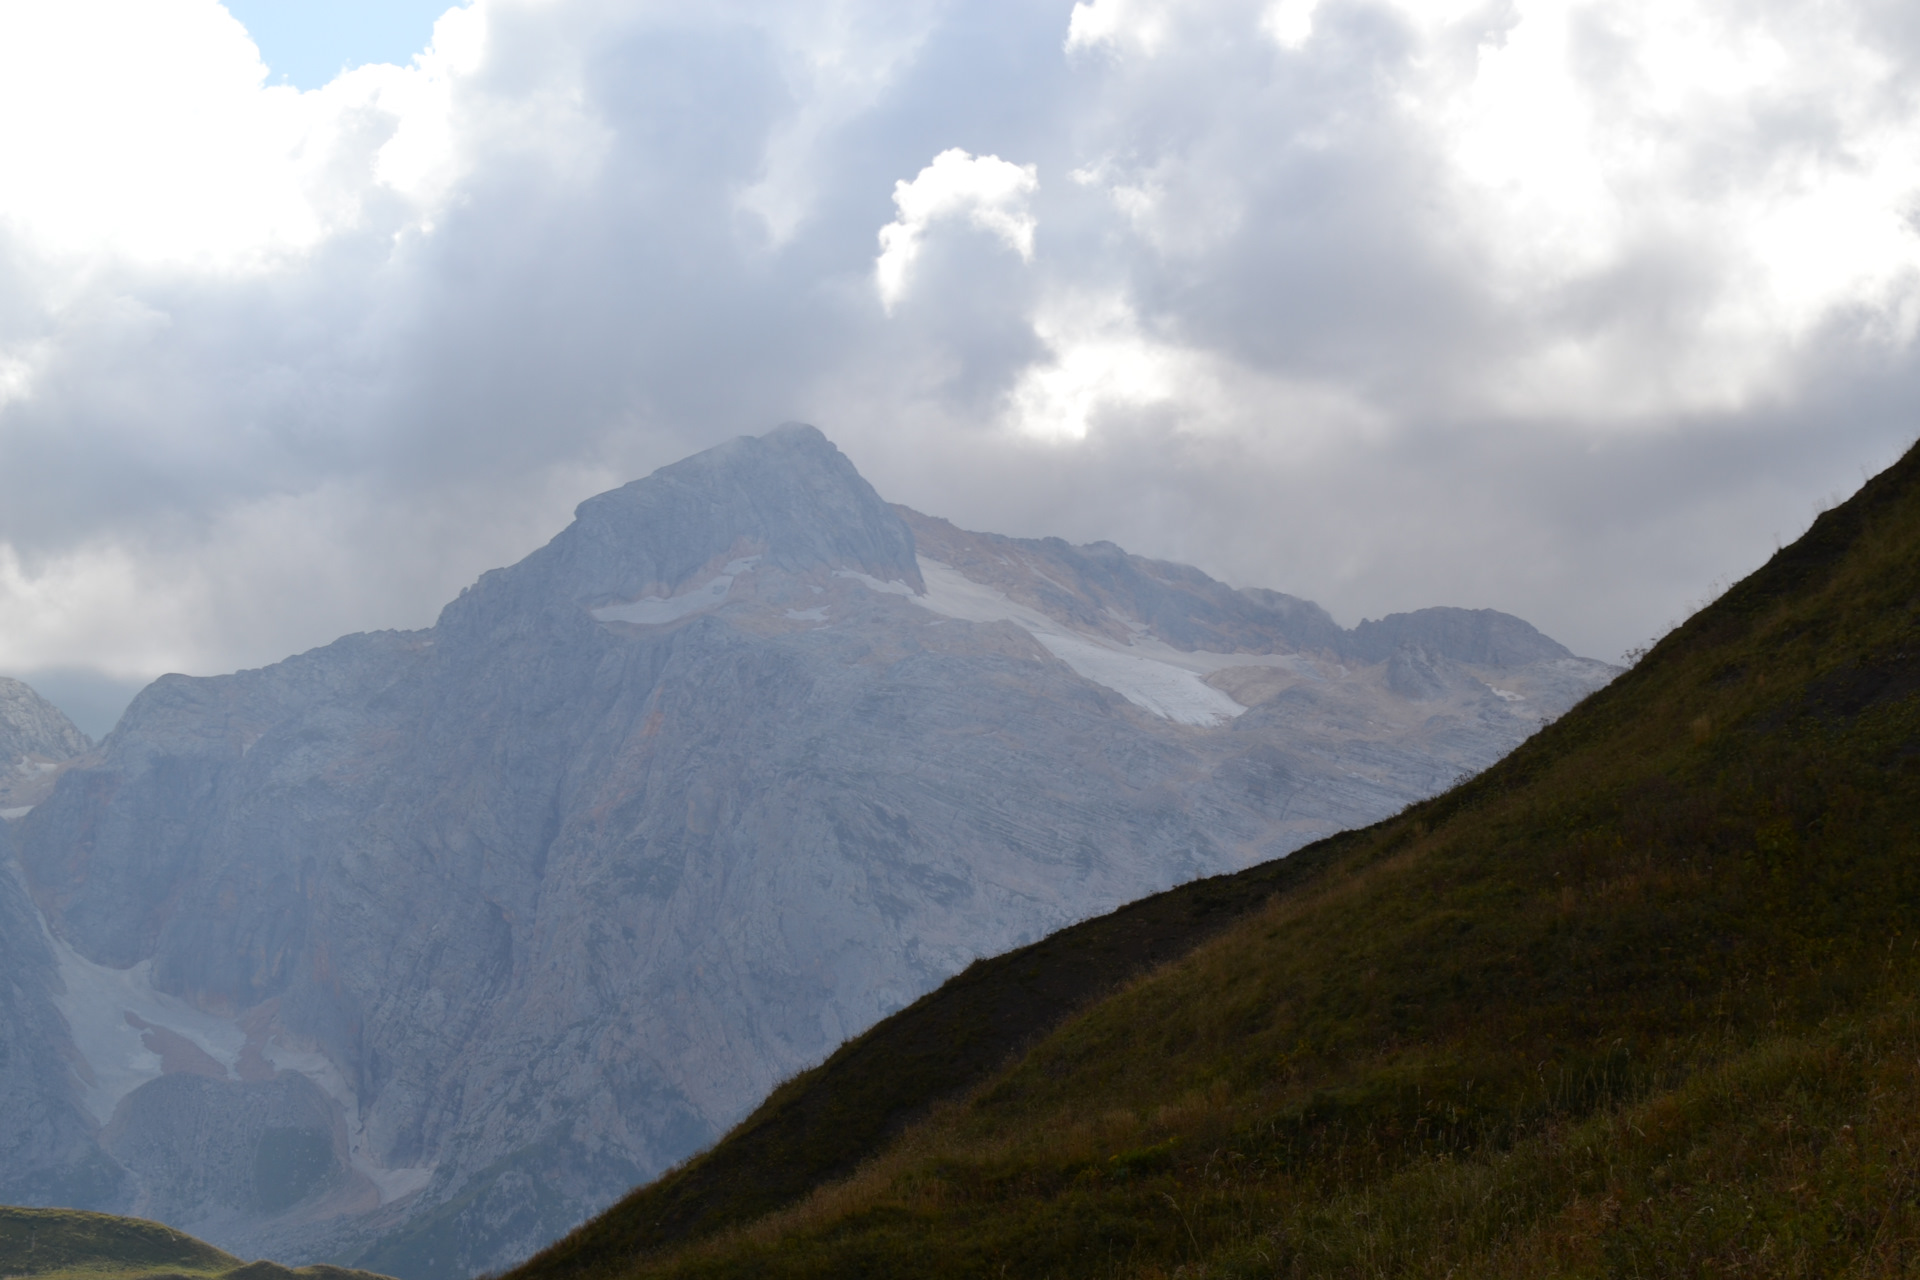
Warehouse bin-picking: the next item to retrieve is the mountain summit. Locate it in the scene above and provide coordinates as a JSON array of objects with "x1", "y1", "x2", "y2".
[
  {"x1": 3, "y1": 427, "x2": 1612, "y2": 1276},
  {"x1": 442, "y1": 424, "x2": 922, "y2": 635}
]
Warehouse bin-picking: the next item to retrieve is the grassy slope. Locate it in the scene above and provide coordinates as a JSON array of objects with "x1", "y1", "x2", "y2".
[
  {"x1": 0, "y1": 1207, "x2": 240, "y2": 1280},
  {"x1": 516, "y1": 437, "x2": 1920, "y2": 1278},
  {"x1": 0, "y1": 1208, "x2": 390, "y2": 1280}
]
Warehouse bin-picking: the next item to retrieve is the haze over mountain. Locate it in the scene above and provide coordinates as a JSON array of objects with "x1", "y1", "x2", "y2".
[{"x1": 1, "y1": 426, "x2": 1612, "y2": 1275}]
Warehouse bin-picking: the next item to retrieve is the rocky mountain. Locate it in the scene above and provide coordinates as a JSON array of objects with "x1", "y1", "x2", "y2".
[
  {"x1": 1, "y1": 425, "x2": 1615, "y2": 1277},
  {"x1": 0, "y1": 677, "x2": 90, "y2": 814}
]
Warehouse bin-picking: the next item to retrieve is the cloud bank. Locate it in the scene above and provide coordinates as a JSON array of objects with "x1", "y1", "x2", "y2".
[{"x1": 1, "y1": 0, "x2": 1917, "y2": 729}]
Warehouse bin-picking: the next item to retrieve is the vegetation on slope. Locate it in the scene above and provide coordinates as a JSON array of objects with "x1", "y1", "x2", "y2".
[
  {"x1": 513, "y1": 436, "x2": 1920, "y2": 1278},
  {"x1": 0, "y1": 1207, "x2": 390, "y2": 1280}
]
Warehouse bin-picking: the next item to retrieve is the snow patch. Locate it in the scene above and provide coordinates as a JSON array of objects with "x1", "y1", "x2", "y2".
[
  {"x1": 1032, "y1": 632, "x2": 1249, "y2": 725},
  {"x1": 592, "y1": 557, "x2": 760, "y2": 626},
  {"x1": 785, "y1": 607, "x2": 829, "y2": 622},
  {"x1": 44, "y1": 927, "x2": 244, "y2": 1124},
  {"x1": 0, "y1": 806, "x2": 31, "y2": 820},
  {"x1": 1487, "y1": 686, "x2": 1525, "y2": 702},
  {"x1": 19, "y1": 869, "x2": 434, "y2": 1203},
  {"x1": 910, "y1": 557, "x2": 1260, "y2": 727},
  {"x1": 831, "y1": 568, "x2": 917, "y2": 596}
]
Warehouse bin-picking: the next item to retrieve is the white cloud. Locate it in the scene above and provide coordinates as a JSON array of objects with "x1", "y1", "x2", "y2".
[
  {"x1": 0, "y1": 0, "x2": 303, "y2": 267},
  {"x1": 1004, "y1": 294, "x2": 1183, "y2": 441},
  {"x1": 0, "y1": 0, "x2": 487, "y2": 273},
  {"x1": 1, "y1": 0, "x2": 1919, "y2": 703},
  {"x1": 733, "y1": 5, "x2": 937, "y2": 246},
  {"x1": 875, "y1": 148, "x2": 1039, "y2": 310},
  {"x1": 1389, "y1": 0, "x2": 1920, "y2": 414},
  {"x1": 1261, "y1": 0, "x2": 1320, "y2": 50},
  {"x1": 1002, "y1": 289, "x2": 1390, "y2": 458},
  {"x1": 1065, "y1": 0, "x2": 1172, "y2": 55}
]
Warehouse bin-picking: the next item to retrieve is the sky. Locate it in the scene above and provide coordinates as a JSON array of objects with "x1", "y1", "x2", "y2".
[
  {"x1": 223, "y1": 0, "x2": 462, "y2": 90},
  {"x1": 1, "y1": 0, "x2": 1917, "y2": 737}
]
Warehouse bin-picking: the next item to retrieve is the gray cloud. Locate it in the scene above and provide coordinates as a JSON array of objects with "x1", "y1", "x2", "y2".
[{"x1": 1, "y1": 0, "x2": 1917, "y2": 722}]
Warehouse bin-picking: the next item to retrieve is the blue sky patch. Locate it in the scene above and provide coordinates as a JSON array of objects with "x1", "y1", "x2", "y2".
[{"x1": 224, "y1": 0, "x2": 464, "y2": 89}]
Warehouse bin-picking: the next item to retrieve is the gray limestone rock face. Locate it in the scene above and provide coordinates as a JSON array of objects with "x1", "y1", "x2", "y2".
[
  {"x1": 1345, "y1": 607, "x2": 1573, "y2": 667},
  {"x1": 0, "y1": 678, "x2": 91, "y2": 812},
  {"x1": 104, "y1": 1073, "x2": 350, "y2": 1225},
  {"x1": 0, "y1": 821, "x2": 129, "y2": 1211},
  {"x1": 0, "y1": 678, "x2": 89, "y2": 763},
  {"x1": 4, "y1": 426, "x2": 1617, "y2": 1277}
]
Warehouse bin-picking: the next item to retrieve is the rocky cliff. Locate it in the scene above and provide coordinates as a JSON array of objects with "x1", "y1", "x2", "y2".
[
  {"x1": 0, "y1": 677, "x2": 90, "y2": 813},
  {"x1": 2, "y1": 425, "x2": 1615, "y2": 1276}
]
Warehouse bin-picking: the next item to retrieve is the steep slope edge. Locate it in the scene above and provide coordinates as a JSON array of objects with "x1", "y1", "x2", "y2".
[
  {"x1": 515, "y1": 434, "x2": 1920, "y2": 1278},
  {"x1": 496, "y1": 832, "x2": 1347, "y2": 1280}
]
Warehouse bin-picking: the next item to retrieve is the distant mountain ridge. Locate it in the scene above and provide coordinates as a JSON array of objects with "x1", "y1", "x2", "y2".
[
  {"x1": 898, "y1": 507, "x2": 1572, "y2": 668},
  {"x1": 1, "y1": 425, "x2": 1613, "y2": 1277}
]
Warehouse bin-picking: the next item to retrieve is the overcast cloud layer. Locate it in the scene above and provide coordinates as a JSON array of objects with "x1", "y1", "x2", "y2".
[{"x1": 2, "y1": 0, "x2": 1918, "y2": 733}]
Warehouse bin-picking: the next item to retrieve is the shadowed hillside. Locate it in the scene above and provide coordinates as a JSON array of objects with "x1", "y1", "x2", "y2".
[{"x1": 507, "y1": 432, "x2": 1920, "y2": 1277}]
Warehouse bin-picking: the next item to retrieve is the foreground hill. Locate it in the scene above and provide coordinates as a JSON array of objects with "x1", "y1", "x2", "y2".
[
  {"x1": 0, "y1": 1206, "x2": 385, "y2": 1280},
  {"x1": 508, "y1": 438, "x2": 1920, "y2": 1279},
  {"x1": 4, "y1": 425, "x2": 1608, "y2": 1275}
]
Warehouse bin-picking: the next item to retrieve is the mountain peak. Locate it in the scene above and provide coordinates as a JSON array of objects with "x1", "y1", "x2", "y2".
[
  {"x1": 761, "y1": 420, "x2": 833, "y2": 448},
  {"x1": 0, "y1": 677, "x2": 89, "y2": 761},
  {"x1": 566, "y1": 423, "x2": 921, "y2": 598},
  {"x1": 443, "y1": 424, "x2": 921, "y2": 630},
  {"x1": 0, "y1": 677, "x2": 90, "y2": 813}
]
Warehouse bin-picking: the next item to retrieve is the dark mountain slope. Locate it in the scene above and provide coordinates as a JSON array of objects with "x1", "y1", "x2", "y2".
[{"x1": 511, "y1": 435, "x2": 1920, "y2": 1278}]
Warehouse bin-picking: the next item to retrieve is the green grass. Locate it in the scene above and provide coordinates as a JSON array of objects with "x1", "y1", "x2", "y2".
[
  {"x1": 508, "y1": 435, "x2": 1920, "y2": 1278},
  {"x1": 0, "y1": 1207, "x2": 240, "y2": 1280},
  {"x1": 0, "y1": 1208, "x2": 392, "y2": 1280}
]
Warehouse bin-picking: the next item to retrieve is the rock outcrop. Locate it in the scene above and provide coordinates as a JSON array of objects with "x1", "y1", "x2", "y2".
[
  {"x1": 4, "y1": 425, "x2": 1616, "y2": 1276},
  {"x1": 0, "y1": 677, "x2": 90, "y2": 813}
]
